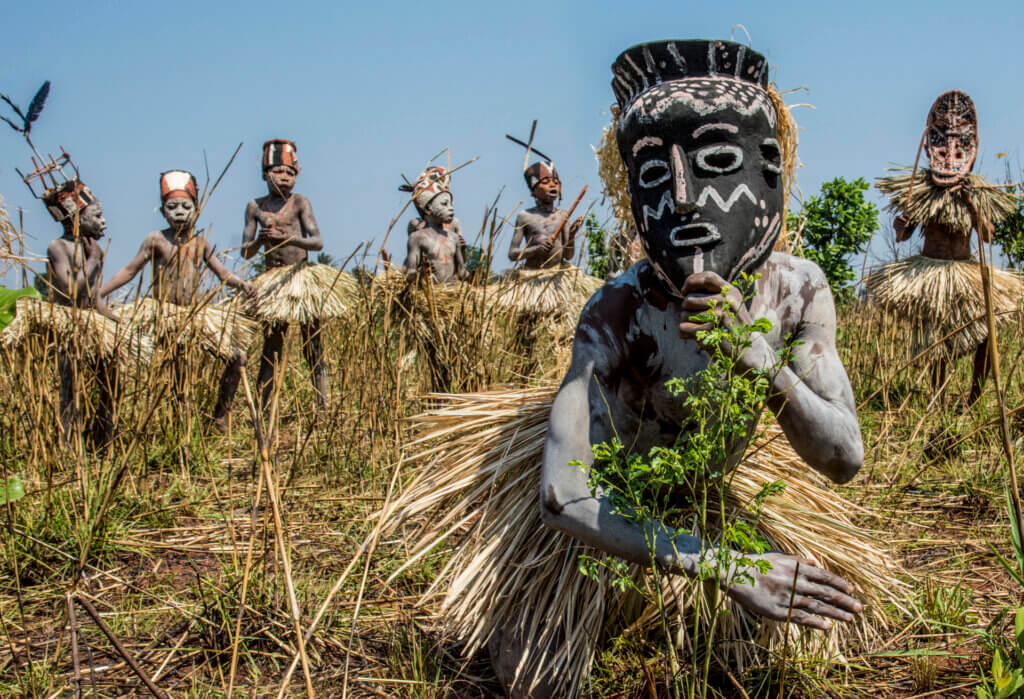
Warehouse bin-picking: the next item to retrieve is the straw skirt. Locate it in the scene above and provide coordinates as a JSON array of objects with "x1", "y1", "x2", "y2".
[
  {"x1": 379, "y1": 385, "x2": 903, "y2": 697},
  {"x1": 865, "y1": 255, "x2": 1023, "y2": 358},
  {"x1": 248, "y1": 261, "x2": 357, "y2": 325}
]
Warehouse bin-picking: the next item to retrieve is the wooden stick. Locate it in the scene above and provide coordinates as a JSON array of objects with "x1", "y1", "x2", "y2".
[
  {"x1": 74, "y1": 595, "x2": 166, "y2": 699},
  {"x1": 546, "y1": 185, "x2": 588, "y2": 244},
  {"x1": 67, "y1": 593, "x2": 81, "y2": 699},
  {"x1": 972, "y1": 201, "x2": 1024, "y2": 552},
  {"x1": 241, "y1": 370, "x2": 316, "y2": 698}
]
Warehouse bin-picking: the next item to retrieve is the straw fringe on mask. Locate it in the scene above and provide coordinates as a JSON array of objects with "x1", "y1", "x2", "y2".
[
  {"x1": 876, "y1": 170, "x2": 1018, "y2": 234},
  {"x1": 1, "y1": 297, "x2": 153, "y2": 367},
  {"x1": 115, "y1": 297, "x2": 258, "y2": 360},
  {"x1": 247, "y1": 261, "x2": 356, "y2": 325},
  {"x1": 865, "y1": 256, "x2": 1024, "y2": 358},
  {"x1": 379, "y1": 385, "x2": 905, "y2": 697}
]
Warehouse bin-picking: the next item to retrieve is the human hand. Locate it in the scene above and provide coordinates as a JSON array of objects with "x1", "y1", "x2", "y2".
[
  {"x1": 568, "y1": 217, "x2": 584, "y2": 239},
  {"x1": 723, "y1": 553, "x2": 862, "y2": 630},
  {"x1": 677, "y1": 272, "x2": 763, "y2": 363},
  {"x1": 534, "y1": 238, "x2": 555, "y2": 260},
  {"x1": 241, "y1": 281, "x2": 257, "y2": 299}
]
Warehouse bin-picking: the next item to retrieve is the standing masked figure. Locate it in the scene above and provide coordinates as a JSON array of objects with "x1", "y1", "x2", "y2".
[
  {"x1": 242, "y1": 139, "x2": 356, "y2": 419},
  {"x1": 402, "y1": 166, "x2": 468, "y2": 283},
  {"x1": 101, "y1": 170, "x2": 258, "y2": 433},
  {"x1": 381, "y1": 40, "x2": 895, "y2": 698},
  {"x1": 870, "y1": 91, "x2": 1021, "y2": 404}
]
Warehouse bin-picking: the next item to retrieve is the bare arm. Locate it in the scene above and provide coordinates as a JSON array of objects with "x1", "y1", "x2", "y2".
[
  {"x1": 202, "y1": 241, "x2": 252, "y2": 294},
  {"x1": 508, "y1": 213, "x2": 551, "y2": 262},
  {"x1": 561, "y1": 216, "x2": 582, "y2": 263},
  {"x1": 540, "y1": 335, "x2": 700, "y2": 570},
  {"x1": 241, "y1": 201, "x2": 261, "y2": 259},
  {"x1": 679, "y1": 267, "x2": 863, "y2": 484},
  {"x1": 100, "y1": 236, "x2": 153, "y2": 299},
  {"x1": 293, "y1": 196, "x2": 324, "y2": 252},
  {"x1": 547, "y1": 305, "x2": 862, "y2": 629},
  {"x1": 893, "y1": 215, "x2": 915, "y2": 242},
  {"x1": 453, "y1": 222, "x2": 469, "y2": 280},
  {"x1": 404, "y1": 233, "x2": 423, "y2": 280}
]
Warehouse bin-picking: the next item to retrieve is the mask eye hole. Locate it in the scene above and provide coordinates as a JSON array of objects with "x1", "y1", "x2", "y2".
[
  {"x1": 638, "y1": 159, "x2": 671, "y2": 189},
  {"x1": 760, "y1": 139, "x2": 782, "y2": 174},
  {"x1": 695, "y1": 145, "x2": 743, "y2": 174}
]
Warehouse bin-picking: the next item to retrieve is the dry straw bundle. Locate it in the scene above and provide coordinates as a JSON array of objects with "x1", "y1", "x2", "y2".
[
  {"x1": 247, "y1": 261, "x2": 357, "y2": 325},
  {"x1": 865, "y1": 256, "x2": 1024, "y2": 358},
  {"x1": 490, "y1": 266, "x2": 603, "y2": 321},
  {"x1": 115, "y1": 297, "x2": 258, "y2": 360},
  {"x1": 2, "y1": 297, "x2": 153, "y2": 366},
  {"x1": 380, "y1": 385, "x2": 904, "y2": 696},
  {"x1": 877, "y1": 170, "x2": 1019, "y2": 234}
]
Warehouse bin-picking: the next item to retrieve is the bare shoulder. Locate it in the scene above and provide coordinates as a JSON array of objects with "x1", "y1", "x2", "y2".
[
  {"x1": 47, "y1": 237, "x2": 71, "y2": 259},
  {"x1": 293, "y1": 193, "x2": 314, "y2": 209},
  {"x1": 758, "y1": 252, "x2": 836, "y2": 333},
  {"x1": 574, "y1": 264, "x2": 646, "y2": 369}
]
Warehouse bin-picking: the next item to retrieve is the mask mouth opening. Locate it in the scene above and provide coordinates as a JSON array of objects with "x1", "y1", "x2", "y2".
[{"x1": 669, "y1": 222, "x2": 720, "y2": 248}]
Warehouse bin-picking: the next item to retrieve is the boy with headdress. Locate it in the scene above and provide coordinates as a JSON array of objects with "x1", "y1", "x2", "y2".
[
  {"x1": 508, "y1": 158, "x2": 583, "y2": 269},
  {"x1": 380, "y1": 40, "x2": 896, "y2": 697},
  {"x1": 100, "y1": 170, "x2": 258, "y2": 432},
  {"x1": 242, "y1": 139, "x2": 353, "y2": 414},
  {"x1": 869, "y1": 90, "x2": 1022, "y2": 403},
  {"x1": 2, "y1": 176, "x2": 127, "y2": 448},
  {"x1": 403, "y1": 166, "x2": 468, "y2": 283}
]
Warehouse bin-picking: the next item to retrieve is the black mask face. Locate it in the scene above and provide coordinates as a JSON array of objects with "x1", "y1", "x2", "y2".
[{"x1": 617, "y1": 77, "x2": 782, "y2": 293}]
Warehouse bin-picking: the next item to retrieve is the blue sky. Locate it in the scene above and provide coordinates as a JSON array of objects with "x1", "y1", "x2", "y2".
[{"x1": 2, "y1": 0, "x2": 1022, "y2": 285}]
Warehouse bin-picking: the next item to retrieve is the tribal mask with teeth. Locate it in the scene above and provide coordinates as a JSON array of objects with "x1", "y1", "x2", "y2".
[{"x1": 612, "y1": 40, "x2": 783, "y2": 293}]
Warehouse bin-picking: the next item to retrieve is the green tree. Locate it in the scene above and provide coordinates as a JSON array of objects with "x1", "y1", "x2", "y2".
[
  {"x1": 789, "y1": 176, "x2": 878, "y2": 304},
  {"x1": 992, "y1": 182, "x2": 1024, "y2": 269},
  {"x1": 584, "y1": 213, "x2": 610, "y2": 280}
]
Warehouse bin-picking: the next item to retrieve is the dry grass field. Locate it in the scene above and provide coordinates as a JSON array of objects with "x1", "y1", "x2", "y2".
[{"x1": 1, "y1": 263, "x2": 1022, "y2": 698}]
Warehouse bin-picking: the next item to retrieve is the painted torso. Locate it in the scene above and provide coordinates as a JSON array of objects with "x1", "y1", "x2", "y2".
[
  {"x1": 253, "y1": 193, "x2": 310, "y2": 268},
  {"x1": 147, "y1": 229, "x2": 209, "y2": 304},
  {"x1": 48, "y1": 236, "x2": 104, "y2": 309},
  {"x1": 409, "y1": 222, "x2": 461, "y2": 282},
  {"x1": 581, "y1": 254, "x2": 813, "y2": 460},
  {"x1": 515, "y1": 206, "x2": 571, "y2": 269}
]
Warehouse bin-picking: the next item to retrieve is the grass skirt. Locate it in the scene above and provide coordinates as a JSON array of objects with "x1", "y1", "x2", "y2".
[
  {"x1": 864, "y1": 255, "x2": 1023, "y2": 358},
  {"x1": 1, "y1": 297, "x2": 152, "y2": 367},
  {"x1": 248, "y1": 262, "x2": 357, "y2": 325},
  {"x1": 115, "y1": 297, "x2": 258, "y2": 361},
  {"x1": 380, "y1": 385, "x2": 904, "y2": 696},
  {"x1": 490, "y1": 265, "x2": 604, "y2": 321}
]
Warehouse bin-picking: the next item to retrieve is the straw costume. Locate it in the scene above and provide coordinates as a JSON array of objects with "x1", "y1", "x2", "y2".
[
  {"x1": 383, "y1": 167, "x2": 489, "y2": 391},
  {"x1": 868, "y1": 91, "x2": 1022, "y2": 397},
  {"x1": 382, "y1": 40, "x2": 901, "y2": 697},
  {"x1": 2, "y1": 171, "x2": 149, "y2": 448},
  {"x1": 380, "y1": 389, "x2": 903, "y2": 697}
]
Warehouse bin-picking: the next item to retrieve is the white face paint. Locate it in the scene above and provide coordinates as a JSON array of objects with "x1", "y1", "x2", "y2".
[
  {"x1": 425, "y1": 192, "x2": 455, "y2": 224},
  {"x1": 161, "y1": 196, "x2": 196, "y2": 228}
]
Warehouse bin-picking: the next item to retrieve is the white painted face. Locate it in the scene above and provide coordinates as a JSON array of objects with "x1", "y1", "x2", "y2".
[
  {"x1": 161, "y1": 196, "x2": 196, "y2": 229},
  {"x1": 425, "y1": 192, "x2": 455, "y2": 224},
  {"x1": 78, "y1": 202, "x2": 107, "y2": 239}
]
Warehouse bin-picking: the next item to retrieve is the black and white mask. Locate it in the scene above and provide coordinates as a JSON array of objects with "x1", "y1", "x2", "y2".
[{"x1": 612, "y1": 41, "x2": 783, "y2": 292}]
